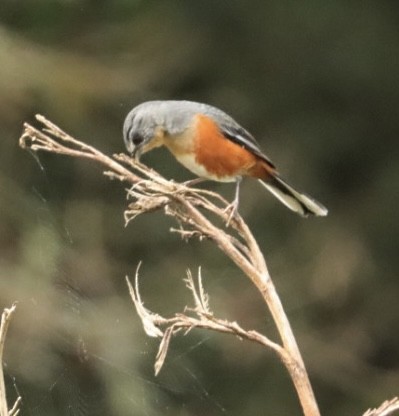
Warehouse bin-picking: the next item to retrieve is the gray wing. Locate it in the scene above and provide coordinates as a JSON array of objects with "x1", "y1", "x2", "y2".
[
  {"x1": 218, "y1": 120, "x2": 276, "y2": 168},
  {"x1": 194, "y1": 102, "x2": 275, "y2": 167},
  {"x1": 160, "y1": 100, "x2": 276, "y2": 168}
]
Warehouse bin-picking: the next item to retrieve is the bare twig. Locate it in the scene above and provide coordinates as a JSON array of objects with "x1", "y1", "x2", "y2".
[
  {"x1": 125, "y1": 264, "x2": 163, "y2": 338},
  {"x1": 363, "y1": 397, "x2": 399, "y2": 416},
  {"x1": 185, "y1": 268, "x2": 210, "y2": 314},
  {"x1": 0, "y1": 304, "x2": 21, "y2": 416},
  {"x1": 19, "y1": 115, "x2": 140, "y2": 184},
  {"x1": 19, "y1": 115, "x2": 393, "y2": 416},
  {"x1": 19, "y1": 115, "x2": 320, "y2": 415},
  {"x1": 126, "y1": 268, "x2": 285, "y2": 376}
]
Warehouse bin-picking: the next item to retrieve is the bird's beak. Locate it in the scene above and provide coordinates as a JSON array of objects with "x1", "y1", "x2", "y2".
[{"x1": 131, "y1": 146, "x2": 142, "y2": 161}]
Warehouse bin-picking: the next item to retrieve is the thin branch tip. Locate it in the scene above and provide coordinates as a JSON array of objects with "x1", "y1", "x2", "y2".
[
  {"x1": 1, "y1": 304, "x2": 21, "y2": 416},
  {"x1": 363, "y1": 397, "x2": 399, "y2": 416}
]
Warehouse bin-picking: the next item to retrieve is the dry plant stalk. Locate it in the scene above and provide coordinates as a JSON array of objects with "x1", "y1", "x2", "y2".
[
  {"x1": 18, "y1": 115, "x2": 398, "y2": 416},
  {"x1": 126, "y1": 266, "x2": 284, "y2": 376},
  {"x1": 362, "y1": 398, "x2": 399, "y2": 416},
  {"x1": 0, "y1": 304, "x2": 21, "y2": 416}
]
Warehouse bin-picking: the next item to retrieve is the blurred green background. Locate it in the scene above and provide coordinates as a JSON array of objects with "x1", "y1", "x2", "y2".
[{"x1": 1, "y1": 1, "x2": 398, "y2": 415}]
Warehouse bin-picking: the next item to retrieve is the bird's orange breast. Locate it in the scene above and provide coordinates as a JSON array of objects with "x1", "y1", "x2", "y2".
[{"x1": 193, "y1": 114, "x2": 270, "y2": 180}]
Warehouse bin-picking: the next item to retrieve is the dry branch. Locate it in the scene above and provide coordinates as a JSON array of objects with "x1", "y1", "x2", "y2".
[
  {"x1": 19, "y1": 115, "x2": 319, "y2": 415},
  {"x1": 126, "y1": 267, "x2": 285, "y2": 376},
  {"x1": 363, "y1": 397, "x2": 399, "y2": 416},
  {"x1": 19, "y1": 115, "x2": 396, "y2": 416},
  {"x1": 0, "y1": 304, "x2": 21, "y2": 416}
]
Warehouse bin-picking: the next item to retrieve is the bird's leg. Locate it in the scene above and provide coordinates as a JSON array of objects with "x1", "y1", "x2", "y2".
[{"x1": 224, "y1": 177, "x2": 242, "y2": 225}]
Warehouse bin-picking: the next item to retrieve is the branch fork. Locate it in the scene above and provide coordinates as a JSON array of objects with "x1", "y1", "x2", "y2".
[
  {"x1": 126, "y1": 267, "x2": 284, "y2": 376},
  {"x1": 18, "y1": 115, "x2": 398, "y2": 416}
]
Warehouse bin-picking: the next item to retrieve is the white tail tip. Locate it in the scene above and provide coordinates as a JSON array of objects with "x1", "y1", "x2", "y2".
[{"x1": 258, "y1": 177, "x2": 328, "y2": 217}]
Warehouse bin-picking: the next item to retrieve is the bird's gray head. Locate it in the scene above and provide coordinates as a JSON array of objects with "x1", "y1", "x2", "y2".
[
  {"x1": 124, "y1": 100, "x2": 208, "y2": 158},
  {"x1": 123, "y1": 102, "x2": 161, "y2": 159}
]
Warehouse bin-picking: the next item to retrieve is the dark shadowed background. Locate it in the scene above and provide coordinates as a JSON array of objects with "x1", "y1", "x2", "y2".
[{"x1": 0, "y1": 1, "x2": 398, "y2": 415}]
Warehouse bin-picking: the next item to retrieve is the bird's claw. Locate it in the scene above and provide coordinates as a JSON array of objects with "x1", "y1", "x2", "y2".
[{"x1": 223, "y1": 200, "x2": 239, "y2": 226}]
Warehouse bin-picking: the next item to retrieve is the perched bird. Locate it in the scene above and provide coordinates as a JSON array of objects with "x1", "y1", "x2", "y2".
[{"x1": 123, "y1": 100, "x2": 327, "y2": 217}]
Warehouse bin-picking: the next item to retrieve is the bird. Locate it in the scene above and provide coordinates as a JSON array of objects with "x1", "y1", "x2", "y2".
[{"x1": 123, "y1": 100, "x2": 327, "y2": 218}]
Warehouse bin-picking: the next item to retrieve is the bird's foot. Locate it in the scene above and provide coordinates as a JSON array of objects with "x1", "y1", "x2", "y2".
[{"x1": 223, "y1": 199, "x2": 239, "y2": 226}]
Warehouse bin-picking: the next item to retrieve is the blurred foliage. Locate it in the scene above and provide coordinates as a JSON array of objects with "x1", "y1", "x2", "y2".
[{"x1": 0, "y1": 0, "x2": 398, "y2": 415}]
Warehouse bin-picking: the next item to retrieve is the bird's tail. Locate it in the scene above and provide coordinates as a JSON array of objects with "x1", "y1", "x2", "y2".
[{"x1": 258, "y1": 175, "x2": 328, "y2": 217}]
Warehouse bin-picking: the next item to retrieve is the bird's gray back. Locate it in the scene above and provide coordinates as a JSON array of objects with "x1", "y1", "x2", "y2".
[
  {"x1": 124, "y1": 100, "x2": 271, "y2": 164},
  {"x1": 131, "y1": 100, "x2": 243, "y2": 135}
]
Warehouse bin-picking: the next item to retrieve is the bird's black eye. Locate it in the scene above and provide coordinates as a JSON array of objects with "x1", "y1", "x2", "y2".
[{"x1": 131, "y1": 132, "x2": 144, "y2": 146}]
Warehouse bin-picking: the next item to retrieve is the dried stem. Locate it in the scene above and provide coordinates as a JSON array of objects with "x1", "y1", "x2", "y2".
[
  {"x1": 363, "y1": 397, "x2": 399, "y2": 416},
  {"x1": 18, "y1": 115, "x2": 393, "y2": 416},
  {"x1": 0, "y1": 304, "x2": 21, "y2": 416},
  {"x1": 19, "y1": 115, "x2": 319, "y2": 415},
  {"x1": 126, "y1": 268, "x2": 286, "y2": 377}
]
